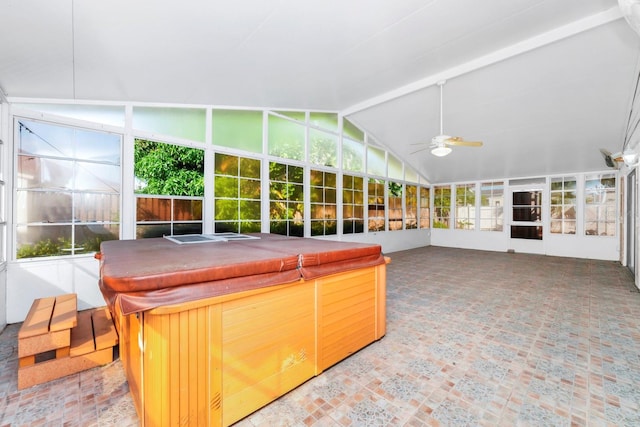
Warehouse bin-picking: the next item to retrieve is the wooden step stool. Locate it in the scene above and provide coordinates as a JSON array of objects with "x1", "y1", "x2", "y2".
[{"x1": 18, "y1": 293, "x2": 119, "y2": 390}]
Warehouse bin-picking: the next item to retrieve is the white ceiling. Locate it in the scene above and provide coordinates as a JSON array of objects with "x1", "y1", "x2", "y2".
[{"x1": 1, "y1": 0, "x2": 639, "y2": 183}]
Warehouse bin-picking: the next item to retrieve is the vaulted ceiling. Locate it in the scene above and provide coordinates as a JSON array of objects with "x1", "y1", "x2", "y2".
[{"x1": 1, "y1": 0, "x2": 639, "y2": 183}]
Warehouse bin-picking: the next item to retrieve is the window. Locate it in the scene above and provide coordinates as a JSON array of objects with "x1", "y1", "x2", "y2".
[
  {"x1": 343, "y1": 174, "x2": 364, "y2": 234},
  {"x1": 342, "y1": 137, "x2": 364, "y2": 172},
  {"x1": 585, "y1": 174, "x2": 616, "y2": 236},
  {"x1": 455, "y1": 183, "x2": 476, "y2": 230},
  {"x1": 480, "y1": 181, "x2": 504, "y2": 231},
  {"x1": 550, "y1": 177, "x2": 576, "y2": 234},
  {"x1": 388, "y1": 181, "x2": 403, "y2": 230},
  {"x1": 133, "y1": 106, "x2": 206, "y2": 142},
  {"x1": 433, "y1": 185, "x2": 451, "y2": 228},
  {"x1": 16, "y1": 119, "x2": 121, "y2": 258},
  {"x1": 405, "y1": 184, "x2": 418, "y2": 229},
  {"x1": 309, "y1": 128, "x2": 338, "y2": 168},
  {"x1": 134, "y1": 139, "x2": 204, "y2": 238},
  {"x1": 269, "y1": 161, "x2": 304, "y2": 236},
  {"x1": 310, "y1": 169, "x2": 337, "y2": 236},
  {"x1": 368, "y1": 179, "x2": 385, "y2": 231},
  {"x1": 367, "y1": 146, "x2": 386, "y2": 176},
  {"x1": 268, "y1": 114, "x2": 305, "y2": 160},
  {"x1": 214, "y1": 153, "x2": 261, "y2": 233},
  {"x1": 419, "y1": 187, "x2": 430, "y2": 228},
  {"x1": 212, "y1": 110, "x2": 263, "y2": 153}
]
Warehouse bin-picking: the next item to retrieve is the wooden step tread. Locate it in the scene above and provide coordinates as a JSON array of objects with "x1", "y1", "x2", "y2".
[
  {"x1": 19, "y1": 294, "x2": 78, "y2": 339},
  {"x1": 70, "y1": 307, "x2": 119, "y2": 357}
]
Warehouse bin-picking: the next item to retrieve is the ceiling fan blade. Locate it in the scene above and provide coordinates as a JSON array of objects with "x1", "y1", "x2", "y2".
[
  {"x1": 409, "y1": 147, "x2": 429, "y2": 154},
  {"x1": 445, "y1": 137, "x2": 483, "y2": 147}
]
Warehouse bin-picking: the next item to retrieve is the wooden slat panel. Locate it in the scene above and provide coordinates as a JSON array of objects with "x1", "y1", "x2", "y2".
[
  {"x1": 18, "y1": 347, "x2": 113, "y2": 390},
  {"x1": 18, "y1": 329, "x2": 70, "y2": 358},
  {"x1": 70, "y1": 310, "x2": 95, "y2": 357},
  {"x1": 92, "y1": 307, "x2": 118, "y2": 350},
  {"x1": 19, "y1": 297, "x2": 55, "y2": 339},
  {"x1": 50, "y1": 294, "x2": 77, "y2": 332}
]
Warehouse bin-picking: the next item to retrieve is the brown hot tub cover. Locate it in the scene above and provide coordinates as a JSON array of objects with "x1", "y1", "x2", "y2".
[{"x1": 98, "y1": 234, "x2": 385, "y2": 315}]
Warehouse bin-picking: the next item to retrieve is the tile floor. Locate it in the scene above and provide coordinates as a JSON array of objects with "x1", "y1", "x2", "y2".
[{"x1": 1, "y1": 246, "x2": 640, "y2": 426}]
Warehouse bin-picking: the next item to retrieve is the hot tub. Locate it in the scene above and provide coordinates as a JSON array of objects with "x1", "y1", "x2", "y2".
[{"x1": 97, "y1": 234, "x2": 388, "y2": 426}]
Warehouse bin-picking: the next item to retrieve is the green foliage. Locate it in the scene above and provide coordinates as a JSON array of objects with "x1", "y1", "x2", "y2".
[
  {"x1": 17, "y1": 238, "x2": 68, "y2": 258},
  {"x1": 135, "y1": 139, "x2": 204, "y2": 196}
]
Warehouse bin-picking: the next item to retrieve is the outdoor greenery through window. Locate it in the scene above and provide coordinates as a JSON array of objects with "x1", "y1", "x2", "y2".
[
  {"x1": 343, "y1": 174, "x2": 364, "y2": 234},
  {"x1": 480, "y1": 181, "x2": 504, "y2": 231},
  {"x1": 585, "y1": 174, "x2": 616, "y2": 236},
  {"x1": 455, "y1": 183, "x2": 476, "y2": 230},
  {"x1": 550, "y1": 176, "x2": 576, "y2": 234},
  {"x1": 134, "y1": 139, "x2": 204, "y2": 238},
  {"x1": 405, "y1": 184, "x2": 418, "y2": 230},
  {"x1": 214, "y1": 153, "x2": 262, "y2": 233},
  {"x1": 433, "y1": 185, "x2": 451, "y2": 228},
  {"x1": 310, "y1": 169, "x2": 337, "y2": 236},
  {"x1": 368, "y1": 179, "x2": 385, "y2": 231},
  {"x1": 419, "y1": 187, "x2": 430, "y2": 228},
  {"x1": 16, "y1": 119, "x2": 121, "y2": 258},
  {"x1": 269, "y1": 161, "x2": 304, "y2": 236},
  {"x1": 388, "y1": 181, "x2": 403, "y2": 231}
]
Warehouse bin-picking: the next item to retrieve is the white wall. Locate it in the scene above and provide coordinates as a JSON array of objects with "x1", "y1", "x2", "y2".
[
  {"x1": 7, "y1": 255, "x2": 104, "y2": 324},
  {"x1": 323, "y1": 228, "x2": 430, "y2": 255}
]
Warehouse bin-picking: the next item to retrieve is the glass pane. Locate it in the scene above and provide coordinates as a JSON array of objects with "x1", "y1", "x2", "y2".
[
  {"x1": 73, "y1": 128, "x2": 122, "y2": 163},
  {"x1": 136, "y1": 223, "x2": 171, "y2": 239},
  {"x1": 343, "y1": 138, "x2": 364, "y2": 172},
  {"x1": 173, "y1": 223, "x2": 203, "y2": 235},
  {"x1": 16, "y1": 190, "x2": 73, "y2": 223},
  {"x1": 310, "y1": 169, "x2": 324, "y2": 186},
  {"x1": 19, "y1": 120, "x2": 74, "y2": 157},
  {"x1": 15, "y1": 103, "x2": 126, "y2": 127},
  {"x1": 75, "y1": 162, "x2": 121, "y2": 192},
  {"x1": 134, "y1": 139, "x2": 204, "y2": 197},
  {"x1": 133, "y1": 107, "x2": 206, "y2": 142},
  {"x1": 137, "y1": 197, "x2": 171, "y2": 221},
  {"x1": 215, "y1": 153, "x2": 238, "y2": 175},
  {"x1": 343, "y1": 118, "x2": 364, "y2": 142},
  {"x1": 74, "y1": 193, "x2": 120, "y2": 222},
  {"x1": 18, "y1": 156, "x2": 73, "y2": 190},
  {"x1": 215, "y1": 222, "x2": 239, "y2": 233},
  {"x1": 239, "y1": 178, "x2": 261, "y2": 199},
  {"x1": 309, "y1": 128, "x2": 337, "y2": 167},
  {"x1": 268, "y1": 114, "x2": 304, "y2": 160},
  {"x1": 511, "y1": 225, "x2": 543, "y2": 240},
  {"x1": 367, "y1": 146, "x2": 386, "y2": 176},
  {"x1": 513, "y1": 207, "x2": 542, "y2": 222},
  {"x1": 76, "y1": 223, "x2": 119, "y2": 252},
  {"x1": 174, "y1": 199, "x2": 203, "y2": 221},
  {"x1": 289, "y1": 165, "x2": 304, "y2": 183},
  {"x1": 388, "y1": 154, "x2": 403, "y2": 180},
  {"x1": 269, "y1": 162, "x2": 287, "y2": 181},
  {"x1": 239, "y1": 157, "x2": 261, "y2": 179},
  {"x1": 405, "y1": 165, "x2": 418, "y2": 183},
  {"x1": 16, "y1": 225, "x2": 72, "y2": 258},
  {"x1": 215, "y1": 176, "x2": 238, "y2": 198},
  {"x1": 215, "y1": 199, "x2": 239, "y2": 220},
  {"x1": 212, "y1": 110, "x2": 263, "y2": 153},
  {"x1": 310, "y1": 187, "x2": 323, "y2": 202},
  {"x1": 239, "y1": 200, "x2": 261, "y2": 220},
  {"x1": 310, "y1": 112, "x2": 338, "y2": 131}
]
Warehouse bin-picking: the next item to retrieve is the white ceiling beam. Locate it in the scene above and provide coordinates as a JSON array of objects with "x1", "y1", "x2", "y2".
[{"x1": 341, "y1": 6, "x2": 624, "y2": 117}]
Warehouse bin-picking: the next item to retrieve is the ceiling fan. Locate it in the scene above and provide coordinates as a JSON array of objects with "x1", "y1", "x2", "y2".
[
  {"x1": 412, "y1": 80, "x2": 483, "y2": 157},
  {"x1": 599, "y1": 148, "x2": 623, "y2": 168}
]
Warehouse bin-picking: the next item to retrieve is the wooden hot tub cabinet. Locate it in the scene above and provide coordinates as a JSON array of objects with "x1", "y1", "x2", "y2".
[{"x1": 97, "y1": 234, "x2": 388, "y2": 426}]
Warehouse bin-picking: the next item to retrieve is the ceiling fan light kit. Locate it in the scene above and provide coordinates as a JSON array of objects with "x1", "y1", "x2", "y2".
[{"x1": 431, "y1": 145, "x2": 453, "y2": 157}]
